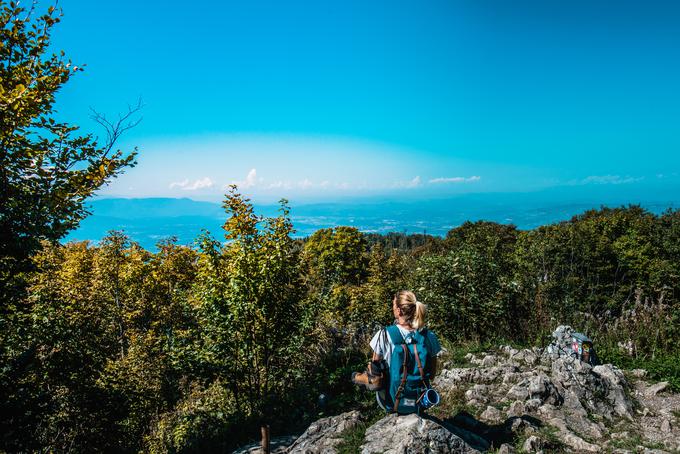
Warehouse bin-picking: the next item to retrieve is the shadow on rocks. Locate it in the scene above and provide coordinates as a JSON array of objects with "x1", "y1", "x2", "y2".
[{"x1": 424, "y1": 410, "x2": 543, "y2": 450}]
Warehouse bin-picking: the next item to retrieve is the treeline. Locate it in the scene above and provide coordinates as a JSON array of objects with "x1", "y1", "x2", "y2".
[{"x1": 1, "y1": 191, "x2": 679, "y2": 452}]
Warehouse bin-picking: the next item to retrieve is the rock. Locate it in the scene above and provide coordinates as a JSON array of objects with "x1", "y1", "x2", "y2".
[
  {"x1": 502, "y1": 371, "x2": 520, "y2": 384},
  {"x1": 465, "y1": 384, "x2": 489, "y2": 403},
  {"x1": 497, "y1": 442, "x2": 517, "y2": 454},
  {"x1": 591, "y1": 364, "x2": 634, "y2": 419},
  {"x1": 288, "y1": 410, "x2": 363, "y2": 454},
  {"x1": 509, "y1": 417, "x2": 530, "y2": 433},
  {"x1": 516, "y1": 349, "x2": 539, "y2": 366},
  {"x1": 501, "y1": 345, "x2": 519, "y2": 357},
  {"x1": 506, "y1": 401, "x2": 525, "y2": 417},
  {"x1": 645, "y1": 381, "x2": 670, "y2": 397},
  {"x1": 507, "y1": 380, "x2": 530, "y2": 401},
  {"x1": 559, "y1": 430, "x2": 600, "y2": 452},
  {"x1": 630, "y1": 368, "x2": 648, "y2": 378},
  {"x1": 524, "y1": 398, "x2": 542, "y2": 413},
  {"x1": 543, "y1": 325, "x2": 575, "y2": 360},
  {"x1": 527, "y1": 374, "x2": 561, "y2": 405},
  {"x1": 522, "y1": 435, "x2": 542, "y2": 452},
  {"x1": 611, "y1": 431, "x2": 629, "y2": 440},
  {"x1": 360, "y1": 414, "x2": 483, "y2": 454},
  {"x1": 480, "y1": 405, "x2": 502, "y2": 423},
  {"x1": 481, "y1": 355, "x2": 497, "y2": 367},
  {"x1": 660, "y1": 418, "x2": 672, "y2": 433}
]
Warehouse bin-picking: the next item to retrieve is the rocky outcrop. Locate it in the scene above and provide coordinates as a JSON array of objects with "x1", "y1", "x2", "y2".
[
  {"x1": 431, "y1": 342, "x2": 679, "y2": 453},
  {"x1": 360, "y1": 414, "x2": 483, "y2": 454},
  {"x1": 286, "y1": 411, "x2": 364, "y2": 454},
  {"x1": 237, "y1": 332, "x2": 680, "y2": 453}
]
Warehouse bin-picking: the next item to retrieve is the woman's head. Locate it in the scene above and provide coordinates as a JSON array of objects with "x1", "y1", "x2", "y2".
[{"x1": 393, "y1": 290, "x2": 427, "y2": 330}]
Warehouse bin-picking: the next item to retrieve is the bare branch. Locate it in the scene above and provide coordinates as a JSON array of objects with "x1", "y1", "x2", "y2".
[{"x1": 89, "y1": 97, "x2": 143, "y2": 156}]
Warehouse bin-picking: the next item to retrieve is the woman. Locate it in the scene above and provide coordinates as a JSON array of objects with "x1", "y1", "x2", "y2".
[{"x1": 353, "y1": 290, "x2": 441, "y2": 392}]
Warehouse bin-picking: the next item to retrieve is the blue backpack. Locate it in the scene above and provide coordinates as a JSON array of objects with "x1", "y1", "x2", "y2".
[{"x1": 383, "y1": 325, "x2": 433, "y2": 414}]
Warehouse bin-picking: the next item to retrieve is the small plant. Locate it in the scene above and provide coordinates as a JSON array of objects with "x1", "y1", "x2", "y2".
[
  {"x1": 428, "y1": 384, "x2": 477, "y2": 419},
  {"x1": 607, "y1": 431, "x2": 667, "y2": 452},
  {"x1": 335, "y1": 411, "x2": 384, "y2": 454},
  {"x1": 515, "y1": 425, "x2": 567, "y2": 453}
]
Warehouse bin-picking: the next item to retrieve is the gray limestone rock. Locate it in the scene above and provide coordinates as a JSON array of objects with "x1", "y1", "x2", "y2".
[
  {"x1": 522, "y1": 435, "x2": 543, "y2": 453},
  {"x1": 481, "y1": 355, "x2": 497, "y2": 367},
  {"x1": 524, "y1": 398, "x2": 542, "y2": 413},
  {"x1": 630, "y1": 369, "x2": 648, "y2": 378},
  {"x1": 507, "y1": 380, "x2": 530, "y2": 401},
  {"x1": 360, "y1": 414, "x2": 483, "y2": 454},
  {"x1": 660, "y1": 418, "x2": 672, "y2": 433},
  {"x1": 497, "y1": 442, "x2": 517, "y2": 454},
  {"x1": 480, "y1": 405, "x2": 502, "y2": 423},
  {"x1": 287, "y1": 410, "x2": 363, "y2": 454},
  {"x1": 645, "y1": 381, "x2": 670, "y2": 397},
  {"x1": 465, "y1": 384, "x2": 489, "y2": 403},
  {"x1": 506, "y1": 401, "x2": 525, "y2": 418}
]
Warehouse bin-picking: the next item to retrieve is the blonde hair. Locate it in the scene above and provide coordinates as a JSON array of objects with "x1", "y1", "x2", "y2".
[{"x1": 394, "y1": 290, "x2": 427, "y2": 330}]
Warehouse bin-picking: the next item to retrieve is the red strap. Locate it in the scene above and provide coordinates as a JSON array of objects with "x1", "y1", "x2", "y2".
[
  {"x1": 412, "y1": 343, "x2": 425, "y2": 380},
  {"x1": 392, "y1": 344, "x2": 409, "y2": 412}
]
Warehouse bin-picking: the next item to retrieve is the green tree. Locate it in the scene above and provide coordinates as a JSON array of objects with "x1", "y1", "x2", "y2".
[
  {"x1": 303, "y1": 226, "x2": 369, "y2": 291},
  {"x1": 193, "y1": 187, "x2": 303, "y2": 440},
  {"x1": 0, "y1": 1, "x2": 138, "y2": 293},
  {"x1": 412, "y1": 221, "x2": 520, "y2": 342},
  {"x1": 1, "y1": 3, "x2": 138, "y2": 448}
]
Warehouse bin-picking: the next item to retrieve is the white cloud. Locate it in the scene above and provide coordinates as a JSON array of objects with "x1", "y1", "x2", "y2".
[
  {"x1": 243, "y1": 168, "x2": 258, "y2": 188},
  {"x1": 169, "y1": 179, "x2": 189, "y2": 189},
  {"x1": 429, "y1": 176, "x2": 481, "y2": 184},
  {"x1": 390, "y1": 176, "x2": 423, "y2": 189},
  {"x1": 169, "y1": 177, "x2": 214, "y2": 191},
  {"x1": 262, "y1": 178, "x2": 326, "y2": 191},
  {"x1": 265, "y1": 180, "x2": 292, "y2": 190},
  {"x1": 228, "y1": 168, "x2": 260, "y2": 189},
  {"x1": 579, "y1": 175, "x2": 644, "y2": 185},
  {"x1": 298, "y1": 178, "x2": 313, "y2": 189}
]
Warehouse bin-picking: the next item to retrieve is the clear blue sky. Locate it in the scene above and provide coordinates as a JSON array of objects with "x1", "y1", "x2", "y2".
[{"x1": 51, "y1": 0, "x2": 680, "y2": 203}]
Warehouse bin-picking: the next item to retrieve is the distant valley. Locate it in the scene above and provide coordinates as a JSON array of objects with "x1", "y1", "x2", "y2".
[{"x1": 65, "y1": 191, "x2": 679, "y2": 250}]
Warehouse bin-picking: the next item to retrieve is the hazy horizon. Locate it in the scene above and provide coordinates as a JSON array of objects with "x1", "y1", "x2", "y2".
[{"x1": 66, "y1": 187, "x2": 680, "y2": 250}]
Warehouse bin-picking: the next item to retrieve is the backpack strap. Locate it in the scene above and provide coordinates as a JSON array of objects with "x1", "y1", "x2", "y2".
[
  {"x1": 392, "y1": 344, "x2": 409, "y2": 412},
  {"x1": 412, "y1": 343, "x2": 425, "y2": 380}
]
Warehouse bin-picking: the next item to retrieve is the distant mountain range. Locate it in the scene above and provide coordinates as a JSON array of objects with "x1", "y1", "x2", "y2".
[{"x1": 65, "y1": 191, "x2": 679, "y2": 251}]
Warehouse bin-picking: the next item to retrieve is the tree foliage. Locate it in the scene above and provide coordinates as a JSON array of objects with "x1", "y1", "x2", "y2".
[
  {"x1": 0, "y1": 1, "x2": 138, "y2": 284},
  {"x1": 195, "y1": 186, "x2": 303, "y2": 419}
]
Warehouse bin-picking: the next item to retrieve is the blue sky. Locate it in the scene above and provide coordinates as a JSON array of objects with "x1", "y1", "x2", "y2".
[{"x1": 51, "y1": 0, "x2": 680, "y2": 203}]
